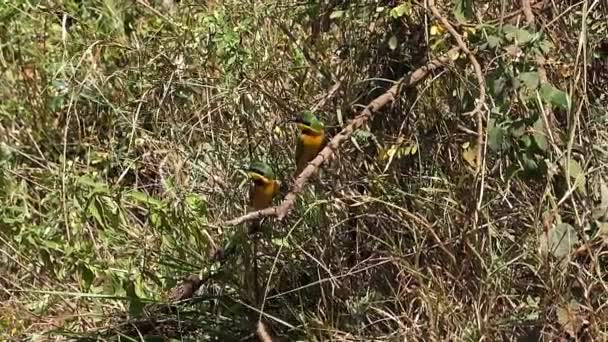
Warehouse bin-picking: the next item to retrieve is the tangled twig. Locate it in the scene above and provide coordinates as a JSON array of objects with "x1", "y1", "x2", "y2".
[
  {"x1": 521, "y1": 0, "x2": 559, "y2": 146},
  {"x1": 225, "y1": 47, "x2": 460, "y2": 226},
  {"x1": 428, "y1": 0, "x2": 486, "y2": 174}
]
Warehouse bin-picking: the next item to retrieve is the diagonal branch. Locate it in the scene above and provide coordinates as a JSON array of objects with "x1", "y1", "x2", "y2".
[{"x1": 224, "y1": 47, "x2": 460, "y2": 226}]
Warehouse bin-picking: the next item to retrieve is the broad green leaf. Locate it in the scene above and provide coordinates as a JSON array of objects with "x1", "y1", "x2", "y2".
[
  {"x1": 388, "y1": 35, "x2": 398, "y2": 50},
  {"x1": 88, "y1": 198, "x2": 106, "y2": 229},
  {"x1": 519, "y1": 72, "x2": 540, "y2": 90},
  {"x1": 521, "y1": 153, "x2": 538, "y2": 172},
  {"x1": 503, "y1": 25, "x2": 518, "y2": 38},
  {"x1": 548, "y1": 223, "x2": 578, "y2": 259},
  {"x1": 532, "y1": 117, "x2": 549, "y2": 152},
  {"x1": 390, "y1": 3, "x2": 411, "y2": 19},
  {"x1": 539, "y1": 83, "x2": 570, "y2": 110},
  {"x1": 453, "y1": 0, "x2": 473, "y2": 24},
  {"x1": 486, "y1": 35, "x2": 501, "y2": 48},
  {"x1": 538, "y1": 39, "x2": 554, "y2": 54},
  {"x1": 488, "y1": 126, "x2": 506, "y2": 152},
  {"x1": 515, "y1": 28, "x2": 535, "y2": 44},
  {"x1": 489, "y1": 74, "x2": 507, "y2": 97},
  {"x1": 561, "y1": 159, "x2": 586, "y2": 194}
]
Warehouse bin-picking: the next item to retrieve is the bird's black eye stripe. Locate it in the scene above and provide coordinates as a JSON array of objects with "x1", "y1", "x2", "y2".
[{"x1": 253, "y1": 178, "x2": 266, "y2": 186}]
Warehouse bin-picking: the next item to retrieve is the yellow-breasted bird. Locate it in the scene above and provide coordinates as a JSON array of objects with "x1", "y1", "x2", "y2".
[
  {"x1": 247, "y1": 161, "x2": 279, "y2": 233},
  {"x1": 293, "y1": 111, "x2": 326, "y2": 175}
]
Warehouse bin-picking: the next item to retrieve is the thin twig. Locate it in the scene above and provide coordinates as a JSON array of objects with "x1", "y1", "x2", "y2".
[
  {"x1": 427, "y1": 0, "x2": 486, "y2": 174},
  {"x1": 224, "y1": 47, "x2": 460, "y2": 226},
  {"x1": 521, "y1": 0, "x2": 560, "y2": 144}
]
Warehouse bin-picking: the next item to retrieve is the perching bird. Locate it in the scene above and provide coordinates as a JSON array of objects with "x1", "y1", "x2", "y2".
[
  {"x1": 294, "y1": 111, "x2": 326, "y2": 175},
  {"x1": 247, "y1": 161, "x2": 279, "y2": 233}
]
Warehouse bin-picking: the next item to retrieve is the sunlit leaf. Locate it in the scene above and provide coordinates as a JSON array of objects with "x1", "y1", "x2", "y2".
[
  {"x1": 519, "y1": 71, "x2": 540, "y2": 90},
  {"x1": 329, "y1": 10, "x2": 344, "y2": 19},
  {"x1": 486, "y1": 35, "x2": 501, "y2": 48},
  {"x1": 561, "y1": 159, "x2": 586, "y2": 195},
  {"x1": 453, "y1": 0, "x2": 473, "y2": 24},
  {"x1": 532, "y1": 117, "x2": 549, "y2": 152},
  {"x1": 548, "y1": 223, "x2": 578, "y2": 259},
  {"x1": 462, "y1": 143, "x2": 478, "y2": 169},
  {"x1": 390, "y1": 3, "x2": 411, "y2": 19},
  {"x1": 388, "y1": 35, "x2": 398, "y2": 50},
  {"x1": 539, "y1": 83, "x2": 570, "y2": 110},
  {"x1": 127, "y1": 191, "x2": 164, "y2": 208}
]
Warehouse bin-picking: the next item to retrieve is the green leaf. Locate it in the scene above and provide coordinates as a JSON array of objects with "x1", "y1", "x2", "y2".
[
  {"x1": 78, "y1": 176, "x2": 110, "y2": 195},
  {"x1": 539, "y1": 83, "x2": 570, "y2": 110},
  {"x1": 521, "y1": 153, "x2": 538, "y2": 172},
  {"x1": 453, "y1": 0, "x2": 474, "y2": 24},
  {"x1": 126, "y1": 191, "x2": 163, "y2": 208},
  {"x1": 561, "y1": 159, "x2": 587, "y2": 195},
  {"x1": 81, "y1": 265, "x2": 95, "y2": 289},
  {"x1": 486, "y1": 35, "x2": 502, "y2": 49},
  {"x1": 329, "y1": 10, "x2": 344, "y2": 19},
  {"x1": 390, "y1": 3, "x2": 411, "y2": 19},
  {"x1": 503, "y1": 25, "x2": 519, "y2": 38},
  {"x1": 538, "y1": 39, "x2": 553, "y2": 54},
  {"x1": 519, "y1": 72, "x2": 540, "y2": 90},
  {"x1": 489, "y1": 74, "x2": 507, "y2": 97},
  {"x1": 388, "y1": 35, "x2": 398, "y2": 50},
  {"x1": 488, "y1": 125, "x2": 506, "y2": 152},
  {"x1": 548, "y1": 223, "x2": 578, "y2": 259},
  {"x1": 515, "y1": 29, "x2": 535, "y2": 44},
  {"x1": 88, "y1": 198, "x2": 106, "y2": 229},
  {"x1": 532, "y1": 117, "x2": 549, "y2": 152}
]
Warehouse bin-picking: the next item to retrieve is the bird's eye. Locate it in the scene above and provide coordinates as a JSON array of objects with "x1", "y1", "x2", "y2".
[{"x1": 253, "y1": 178, "x2": 265, "y2": 186}]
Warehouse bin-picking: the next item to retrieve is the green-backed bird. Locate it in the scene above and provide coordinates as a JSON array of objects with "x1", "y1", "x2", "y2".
[
  {"x1": 293, "y1": 111, "x2": 326, "y2": 175},
  {"x1": 247, "y1": 161, "x2": 279, "y2": 233}
]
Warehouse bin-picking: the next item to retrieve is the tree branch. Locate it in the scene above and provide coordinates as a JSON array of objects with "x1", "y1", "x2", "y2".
[{"x1": 224, "y1": 47, "x2": 460, "y2": 226}]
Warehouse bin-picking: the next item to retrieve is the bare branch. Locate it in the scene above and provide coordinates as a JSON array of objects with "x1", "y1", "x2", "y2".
[{"x1": 224, "y1": 48, "x2": 460, "y2": 226}]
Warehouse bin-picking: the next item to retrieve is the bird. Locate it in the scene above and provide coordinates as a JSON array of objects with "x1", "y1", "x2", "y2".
[
  {"x1": 247, "y1": 161, "x2": 279, "y2": 233},
  {"x1": 293, "y1": 111, "x2": 326, "y2": 175}
]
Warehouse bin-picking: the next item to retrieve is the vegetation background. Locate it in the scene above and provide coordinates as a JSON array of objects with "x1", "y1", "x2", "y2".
[{"x1": 1, "y1": 0, "x2": 607, "y2": 340}]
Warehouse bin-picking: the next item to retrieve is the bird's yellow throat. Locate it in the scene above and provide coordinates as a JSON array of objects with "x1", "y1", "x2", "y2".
[{"x1": 297, "y1": 123, "x2": 324, "y2": 137}]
